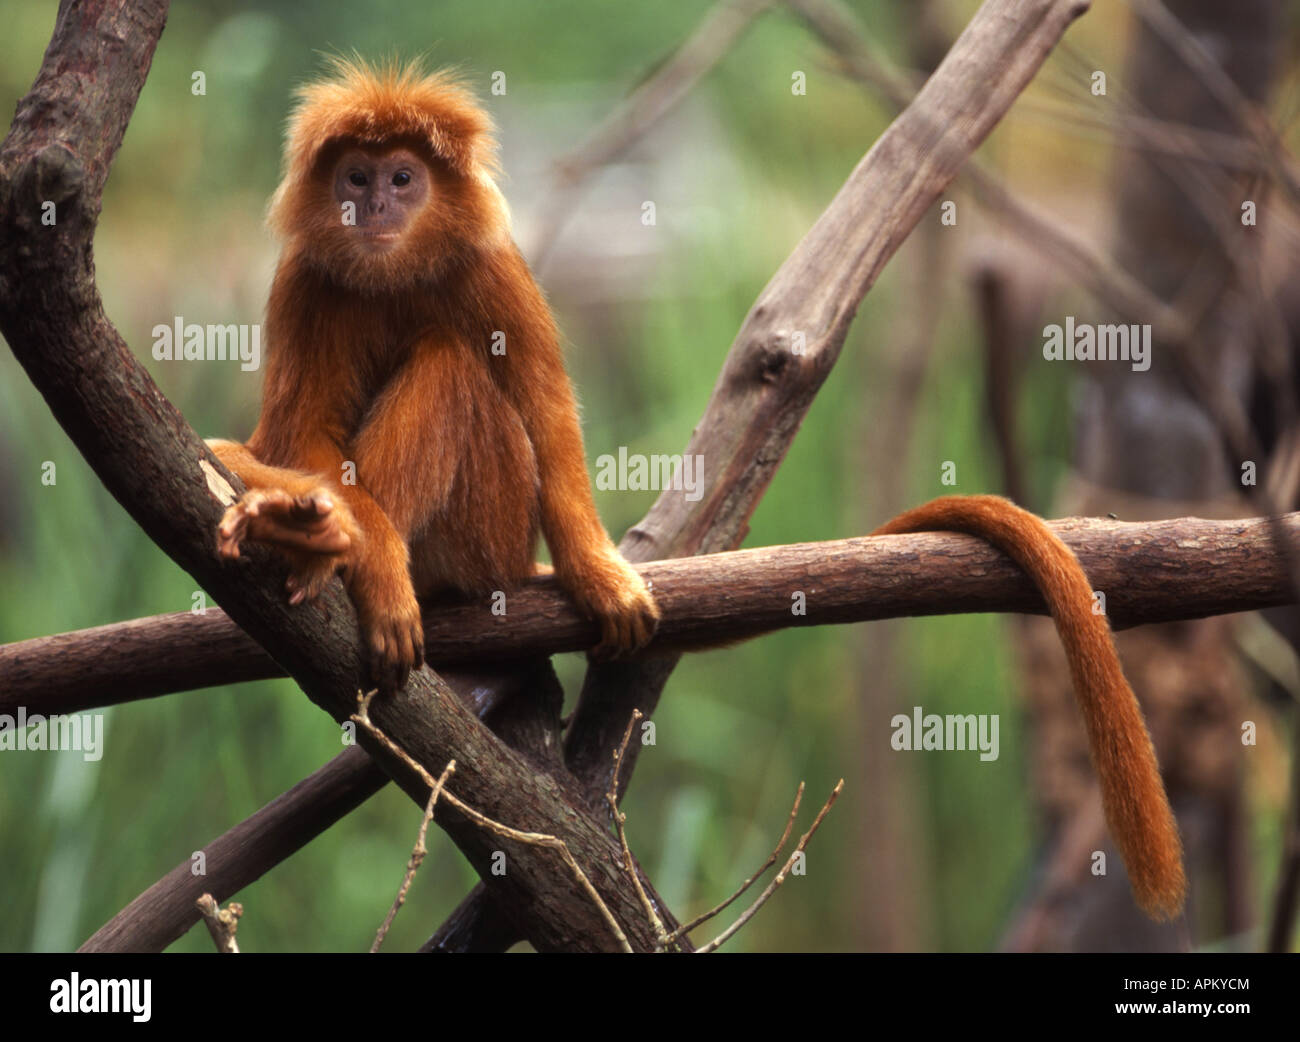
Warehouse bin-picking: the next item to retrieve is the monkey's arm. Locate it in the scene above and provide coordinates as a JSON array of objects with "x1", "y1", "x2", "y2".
[
  {"x1": 873, "y1": 494, "x2": 1186, "y2": 920},
  {"x1": 528, "y1": 364, "x2": 659, "y2": 654},
  {"x1": 494, "y1": 258, "x2": 659, "y2": 654}
]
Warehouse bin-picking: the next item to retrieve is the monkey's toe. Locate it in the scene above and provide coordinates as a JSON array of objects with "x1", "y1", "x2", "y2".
[
  {"x1": 216, "y1": 498, "x2": 258, "y2": 558},
  {"x1": 589, "y1": 594, "x2": 660, "y2": 660},
  {"x1": 289, "y1": 488, "x2": 336, "y2": 520},
  {"x1": 362, "y1": 604, "x2": 425, "y2": 692},
  {"x1": 284, "y1": 553, "x2": 339, "y2": 606}
]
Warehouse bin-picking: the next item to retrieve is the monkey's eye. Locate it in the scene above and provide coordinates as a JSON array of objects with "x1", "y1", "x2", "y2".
[
  {"x1": 392, "y1": 171, "x2": 411, "y2": 187},
  {"x1": 348, "y1": 171, "x2": 367, "y2": 187}
]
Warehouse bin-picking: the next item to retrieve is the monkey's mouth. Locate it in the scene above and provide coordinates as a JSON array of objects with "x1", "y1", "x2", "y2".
[{"x1": 357, "y1": 230, "x2": 401, "y2": 246}]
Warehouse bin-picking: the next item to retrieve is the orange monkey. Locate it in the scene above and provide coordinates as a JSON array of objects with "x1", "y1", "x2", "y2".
[
  {"x1": 209, "y1": 58, "x2": 658, "y2": 691},
  {"x1": 208, "y1": 59, "x2": 1182, "y2": 922}
]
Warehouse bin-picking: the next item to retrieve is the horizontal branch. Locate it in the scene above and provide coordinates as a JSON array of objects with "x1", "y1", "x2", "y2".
[{"x1": 5, "y1": 513, "x2": 1292, "y2": 717}]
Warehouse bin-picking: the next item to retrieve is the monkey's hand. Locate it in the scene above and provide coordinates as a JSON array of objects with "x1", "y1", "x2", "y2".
[
  {"x1": 560, "y1": 549, "x2": 659, "y2": 659},
  {"x1": 348, "y1": 548, "x2": 425, "y2": 692}
]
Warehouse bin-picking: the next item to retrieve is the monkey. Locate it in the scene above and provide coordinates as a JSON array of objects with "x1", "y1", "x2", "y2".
[
  {"x1": 207, "y1": 57, "x2": 658, "y2": 691},
  {"x1": 871, "y1": 494, "x2": 1186, "y2": 921},
  {"x1": 204, "y1": 58, "x2": 1182, "y2": 922}
]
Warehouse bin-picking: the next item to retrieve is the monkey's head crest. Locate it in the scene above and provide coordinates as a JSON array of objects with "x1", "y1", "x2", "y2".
[{"x1": 282, "y1": 56, "x2": 498, "y2": 180}]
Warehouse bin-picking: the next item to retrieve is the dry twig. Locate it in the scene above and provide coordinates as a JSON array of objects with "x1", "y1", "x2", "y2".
[
  {"x1": 1127, "y1": 0, "x2": 1300, "y2": 205},
  {"x1": 350, "y1": 691, "x2": 633, "y2": 953},
  {"x1": 696, "y1": 780, "x2": 844, "y2": 953},
  {"x1": 666, "y1": 782, "x2": 804, "y2": 943},
  {"x1": 371, "y1": 759, "x2": 456, "y2": 953},
  {"x1": 195, "y1": 894, "x2": 243, "y2": 954},
  {"x1": 606, "y1": 710, "x2": 670, "y2": 947}
]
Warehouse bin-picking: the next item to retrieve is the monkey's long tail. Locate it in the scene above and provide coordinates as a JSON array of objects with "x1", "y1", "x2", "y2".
[{"x1": 872, "y1": 494, "x2": 1186, "y2": 921}]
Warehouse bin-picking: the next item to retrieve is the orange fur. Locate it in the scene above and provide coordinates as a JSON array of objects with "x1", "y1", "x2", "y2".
[
  {"x1": 873, "y1": 495, "x2": 1186, "y2": 920},
  {"x1": 210, "y1": 58, "x2": 658, "y2": 688}
]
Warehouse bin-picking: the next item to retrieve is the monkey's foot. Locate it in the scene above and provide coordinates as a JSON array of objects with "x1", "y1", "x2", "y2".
[
  {"x1": 353, "y1": 575, "x2": 425, "y2": 692},
  {"x1": 282, "y1": 550, "x2": 344, "y2": 607},
  {"x1": 564, "y1": 552, "x2": 660, "y2": 659},
  {"x1": 217, "y1": 488, "x2": 352, "y2": 559}
]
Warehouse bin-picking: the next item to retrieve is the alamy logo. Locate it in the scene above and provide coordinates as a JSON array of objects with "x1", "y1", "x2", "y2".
[
  {"x1": 1042, "y1": 317, "x2": 1151, "y2": 372},
  {"x1": 151, "y1": 315, "x2": 261, "y2": 371},
  {"x1": 595, "y1": 447, "x2": 704, "y2": 502},
  {"x1": 0, "y1": 707, "x2": 104, "y2": 761},
  {"x1": 890, "y1": 706, "x2": 1000, "y2": 762},
  {"x1": 50, "y1": 974, "x2": 150, "y2": 1022}
]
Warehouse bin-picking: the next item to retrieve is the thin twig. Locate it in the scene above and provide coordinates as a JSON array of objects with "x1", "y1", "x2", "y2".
[
  {"x1": 667, "y1": 782, "x2": 804, "y2": 943},
  {"x1": 350, "y1": 691, "x2": 633, "y2": 953},
  {"x1": 607, "y1": 709, "x2": 669, "y2": 947},
  {"x1": 696, "y1": 780, "x2": 844, "y2": 953},
  {"x1": 195, "y1": 893, "x2": 243, "y2": 954},
  {"x1": 1035, "y1": 35, "x2": 1300, "y2": 609},
  {"x1": 371, "y1": 760, "x2": 456, "y2": 953}
]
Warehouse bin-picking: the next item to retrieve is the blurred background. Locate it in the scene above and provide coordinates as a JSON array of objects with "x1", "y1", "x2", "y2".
[{"x1": 2, "y1": 0, "x2": 1300, "y2": 952}]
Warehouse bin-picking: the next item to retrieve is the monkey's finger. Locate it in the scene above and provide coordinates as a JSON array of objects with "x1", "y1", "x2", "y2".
[
  {"x1": 239, "y1": 489, "x2": 278, "y2": 518},
  {"x1": 367, "y1": 633, "x2": 393, "y2": 691},
  {"x1": 291, "y1": 558, "x2": 339, "y2": 605},
  {"x1": 393, "y1": 627, "x2": 414, "y2": 682},
  {"x1": 390, "y1": 634, "x2": 414, "y2": 691},
  {"x1": 392, "y1": 663, "x2": 410, "y2": 692}
]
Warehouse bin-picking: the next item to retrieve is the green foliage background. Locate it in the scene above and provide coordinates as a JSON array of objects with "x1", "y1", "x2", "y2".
[{"x1": 0, "y1": 0, "x2": 1284, "y2": 952}]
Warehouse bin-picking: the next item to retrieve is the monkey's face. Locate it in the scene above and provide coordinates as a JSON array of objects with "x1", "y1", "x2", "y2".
[
  {"x1": 272, "y1": 131, "x2": 509, "y2": 293},
  {"x1": 332, "y1": 147, "x2": 431, "y2": 253}
]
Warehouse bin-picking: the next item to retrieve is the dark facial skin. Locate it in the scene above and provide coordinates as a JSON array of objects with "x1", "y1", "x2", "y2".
[{"x1": 333, "y1": 147, "x2": 431, "y2": 247}]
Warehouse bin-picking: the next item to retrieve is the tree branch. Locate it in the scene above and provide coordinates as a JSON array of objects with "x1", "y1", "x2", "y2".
[
  {"x1": 564, "y1": 0, "x2": 1095, "y2": 802},
  {"x1": 6, "y1": 514, "x2": 1297, "y2": 716}
]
